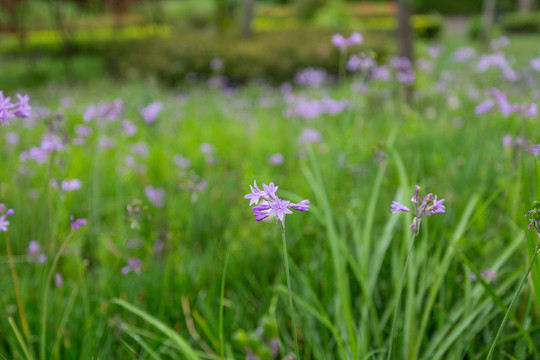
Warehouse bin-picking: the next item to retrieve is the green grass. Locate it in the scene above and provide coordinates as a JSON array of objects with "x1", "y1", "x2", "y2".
[{"x1": 1, "y1": 34, "x2": 540, "y2": 359}]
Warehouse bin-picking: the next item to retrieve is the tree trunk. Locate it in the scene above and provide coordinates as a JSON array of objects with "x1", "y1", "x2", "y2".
[
  {"x1": 241, "y1": 0, "x2": 255, "y2": 38},
  {"x1": 481, "y1": 0, "x2": 496, "y2": 48},
  {"x1": 397, "y1": 0, "x2": 414, "y2": 63},
  {"x1": 518, "y1": 0, "x2": 534, "y2": 13}
]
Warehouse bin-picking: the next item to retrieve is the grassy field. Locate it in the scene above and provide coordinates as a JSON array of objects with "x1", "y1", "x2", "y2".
[{"x1": 1, "y1": 33, "x2": 540, "y2": 359}]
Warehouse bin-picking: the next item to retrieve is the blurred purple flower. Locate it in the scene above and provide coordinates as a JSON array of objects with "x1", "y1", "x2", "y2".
[
  {"x1": 481, "y1": 268, "x2": 498, "y2": 281},
  {"x1": 531, "y1": 57, "x2": 540, "y2": 71},
  {"x1": 268, "y1": 153, "x2": 284, "y2": 166},
  {"x1": 294, "y1": 68, "x2": 328, "y2": 87},
  {"x1": 84, "y1": 99, "x2": 123, "y2": 122},
  {"x1": 332, "y1": 32, "x2": 363, "y2": 49},
  {"x1": 75, "y1": 124, "x2": 92, "y2": 138},
  {"x1": 452, "y1": 47, "x2": 476, "y2": 62},
  {"x1": 145, "y1": 186, "x2": 165, "y2": 208},
  {"x1": 61, "y1": 179, "x2": 82, "y2": 192},
  {"x1": 140, "y1": 101, "x2": 163, "y2": 124},
  {"x1": 298, "y1": 128, "x2": 322, "y2": 145},
  {"x1": 131, "y1": 141, "x2": 149, "y2": 157},
  {"x1": 475, "y1": 99, "x2": 495, "y2": 115},
  {"x1": 173, "y1": 154, "x2": 191, "y2": 169},
  {"x1": 0, "y1": 206, "x2": 14, "y2": 232},
  {"x1": 70, "y1": 216, "x2": 87, "y2": 230},
  {"x1": 55, "y1": 273, "x2": 63, "y2": 288},
  {"x1": 5, "y1": 132, "x2": 19, "y2": 145},
  {"x1": 122, "y1": 120, "x2": 137, "y2": 136},
  {"x1": 122, "y1": 258, "x2": 142, "y2": 275}
]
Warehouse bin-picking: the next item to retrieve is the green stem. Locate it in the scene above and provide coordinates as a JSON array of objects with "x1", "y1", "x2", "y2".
[
  {"x1": 4, "y1": 231, "x2": 31, "y2": 340},
  {"x1": 40, "y1": 230, "x2": 74, "y2": 360},
  {"x1": 486, "y1": 234, "x2": 540, "y2": 360},
  {"x1": 282, "y1": 230, "x2": 300, "y2": 360},
  {"x1": 219, "y1": 250, "x2": 230, "y2": 360},
  {"x1": 386, "y1": 232, "x2": 417, "y2": 360}
]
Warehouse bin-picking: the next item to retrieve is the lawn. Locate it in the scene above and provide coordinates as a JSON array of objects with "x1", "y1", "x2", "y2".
[{"x1": 1, "y1": 32, "x2": 540, "y2": 359}]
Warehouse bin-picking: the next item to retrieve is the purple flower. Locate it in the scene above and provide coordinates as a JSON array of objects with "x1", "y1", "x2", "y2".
[
  {"x1": 246, "y1": 181, "x2": 310, "y2": 231},
  {"x1": 121, "y1": 120, "x2": 137, "y2": 136},
  {"x1": 27, "y1": 241, "x2": 40, "y2": 256},
  {"x1": 84, "y1": 99, "x2": 123, "y2": 122},
  {"x1": 75, "y1": 125, "x2": 92, "y2": 138},
  {"x1": 122, "y1": 258, "x2": 142, "y2": 275},
  {"x1": 55, "y1": 273, "x2": 63, "y2": 288},
  {"x1": 5, "y1": 132, "x2": 19, "y2": 145},
  {"x1": 268, "y1": 153, "x2": 284, "y2": 166},
  {"x1": 475, "y1": 99, "x2": 495, "y2": 115},
  {"x1": 0, "y1": 91, "x2": 31, "y2": 125},
  {"x1": 452, "y1": 47, "x2": 476, "y2": 62},
  {"x1": 173, "y1": 154, "x2": 191, "y2": 169},
  {"x1": 390, "y1": 185, "x2": 445, "y2": 234},
  {"x1": 531, "y1": 57, "x2": 540, "y2": 71},
  {"x1": 481, "y1": 268, "x2": 497, "y2": 281},
  {"x1": 298, "y1": 128, "x2": 322, "y2": 145},
  {"x1": 294, "y1": 68, "x2": 328, "y2": 87},
  {"x1": 131, "y1": 141, "x2": 149, "y2": 157},
  {"x1": 244, "y1": 180, "x2": 267, "y2": 206},
  {"x1": 0, "y1": 206, "x2": 14, "y2": 232},
  {"x1": 70, "y1": 216, "x2": 87, "y2": 230},
  {"x1": 145, "y1": 186, "x2": 165, "y2": 208},
  {"x1": 61, "y1": 179, "x2": 82, "y2": 192},
  {"x1": 332, "y1": 32, "x2": 363, "y2": 49},
  {"x1": 140, "y1": 101, "x2": 163, "y2": 124}
]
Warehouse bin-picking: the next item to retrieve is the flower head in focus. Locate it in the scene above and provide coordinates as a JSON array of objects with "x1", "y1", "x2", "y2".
[
  {"x1": 245, "y1": 181, "x2": 310, "y2": 231},
  {"x1": 390, "y1": 185, "x2": 445, "y2": 234},
  {"x1": 0, "y1": 91, "x2": 31, "y2": 126}
]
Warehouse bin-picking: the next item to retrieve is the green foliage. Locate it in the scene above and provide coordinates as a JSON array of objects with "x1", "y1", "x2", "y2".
[
  {"x1": 104, "y1": 29, "x2": 391, "y2": 86},
  {"x1": 502, "y1": 12, "x2": 540, "y2": 33},
  {"x1": 467, "y1": 15, "x2": 483, "y2": 40},
  {"x1": 413, "y1": 0, "x2": 518, "y2": 14},
  {"x1": 293, "y1": 0, "x2": 328, "y2": 20}
]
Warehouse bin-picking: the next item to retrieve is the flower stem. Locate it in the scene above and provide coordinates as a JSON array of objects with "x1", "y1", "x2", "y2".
[
  {"x1": 281, "y1": 230, "x2": 300, "y2": 359},
  {"x1": 40, "y1": 230, "x2": 74, "y2": 360},
  {"x1": 4, "y1": 231, "x2": 31, "y2": 340},
  {"x1": 485, "y1": 234, "x2": 540, "y2": 360},
  {"x1": 386, "y1": 232, "x2": 417, "y2": 360}
]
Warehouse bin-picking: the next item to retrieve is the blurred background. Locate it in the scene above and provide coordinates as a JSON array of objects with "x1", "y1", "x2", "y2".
[{"x1": 1, "y1": 0, "x2": 539, "y2": 90}]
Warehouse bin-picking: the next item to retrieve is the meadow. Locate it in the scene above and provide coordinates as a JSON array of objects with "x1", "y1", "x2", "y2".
[{"x1": 1, "y1": 34, "x2": 540, "y2": 360}]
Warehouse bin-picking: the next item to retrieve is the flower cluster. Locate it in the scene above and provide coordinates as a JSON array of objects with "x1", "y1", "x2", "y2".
[
  {"x1": 526, "y1": 201, "x2": 540, "y2": 233},
  {"x1": 245, "y1": 181, "x2": 310, "y2": 231},
  {"x1": 475, "y1": 88, "x2": 537, "y2": 118},
  {"x1": 502, "y1": 135, "x2": 540, "y2": 155},
  {"x1": 84, "y1": 99, "x2": 124, "y2": 122},
  {"x1": 0, "y1": 204, "x2": 14, "y2": 232},
  {"x1": 0, "y1": 92, "x2": 31, "y2": 126},
  {"x1": 390, "y1": 185, "x2": 446, "y2": 234},
  {"x1": 332, "y1": 32, "x2": 363, "y2": 49}
]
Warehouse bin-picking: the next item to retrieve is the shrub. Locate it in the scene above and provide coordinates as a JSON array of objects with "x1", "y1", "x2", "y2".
[
  {"x1": 502, "y1": 12, "x2": 540, "y2": 33},
  {"x1": 104, "y1": 28, "x2": 392, "y2": 86}
]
